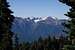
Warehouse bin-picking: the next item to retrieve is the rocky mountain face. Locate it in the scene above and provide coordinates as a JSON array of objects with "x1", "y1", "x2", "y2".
[{"x1": 11, "y1": 16, "x2": 66, "y2": 42}]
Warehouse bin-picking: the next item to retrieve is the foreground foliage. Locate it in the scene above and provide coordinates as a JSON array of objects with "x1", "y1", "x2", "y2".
[
  {"x1": 59, "y1": 0, "x2": 75, "y2": 50},
  {"x1": 0, "y1": 0, "x2": 14, "y2": 49}
]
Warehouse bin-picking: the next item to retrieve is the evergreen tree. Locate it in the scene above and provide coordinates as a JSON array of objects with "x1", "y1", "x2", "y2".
[
  {"x1": 37, "y1": 37, "x2": 44, "y2": 50},
  {"x1": 31, "y1": 41, "x2": 37, "y2": 50},
  {"x1": 0, "y1": 0, "x2": 14, "y2": 49},
  {"x1": 59, "y1": 0, "x2": 75, "y2": 50},
  {"x1": 58, "y1": 35, "x2": 65, "y2": 50},
  {"x1": 47, "y1": 36, "x2": 51, "y2": 50},
  {"x1": 14, "y1": 34, "x2": 19, "y2": 50}
]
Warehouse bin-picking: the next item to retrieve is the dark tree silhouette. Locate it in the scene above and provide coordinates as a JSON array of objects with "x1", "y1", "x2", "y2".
[
  {"x1": 0, "y1": 0, "x2": 14, "y2": 49},
  {"x1": 14, "y1": 34, "x2": 19, "y2": 50},
  {"x1": 59, "y1": 0, "x2": 75, "y2": 50}
]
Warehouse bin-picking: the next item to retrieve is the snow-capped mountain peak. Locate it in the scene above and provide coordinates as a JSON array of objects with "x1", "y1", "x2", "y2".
[
  {"x1": 11, "y1": 16, "x2": 66, "y2": 42},
  {"x1": 33, "y1": 16, "x2": 55, "y2": 23}
]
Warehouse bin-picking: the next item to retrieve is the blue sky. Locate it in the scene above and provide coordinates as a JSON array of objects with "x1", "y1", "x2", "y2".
[{"x1": 8, "y1": 0, "x2": 70, "y2": 19}]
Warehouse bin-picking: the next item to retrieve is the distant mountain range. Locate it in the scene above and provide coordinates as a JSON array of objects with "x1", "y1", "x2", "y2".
[{"x1": 11, "y1": 16, "x2": 67, "y2": 42}]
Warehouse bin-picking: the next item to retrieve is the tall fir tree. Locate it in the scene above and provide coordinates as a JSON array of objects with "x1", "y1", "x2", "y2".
[
  {"x1": 0, "y1": 0, "x2": 14, "y2": 50},
  {"x1": 59, "y1": 0, "x2": 75, "y2": 50},
  {"x1": 14, "y1": 34, "x2": 19, "y2": 50}
]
